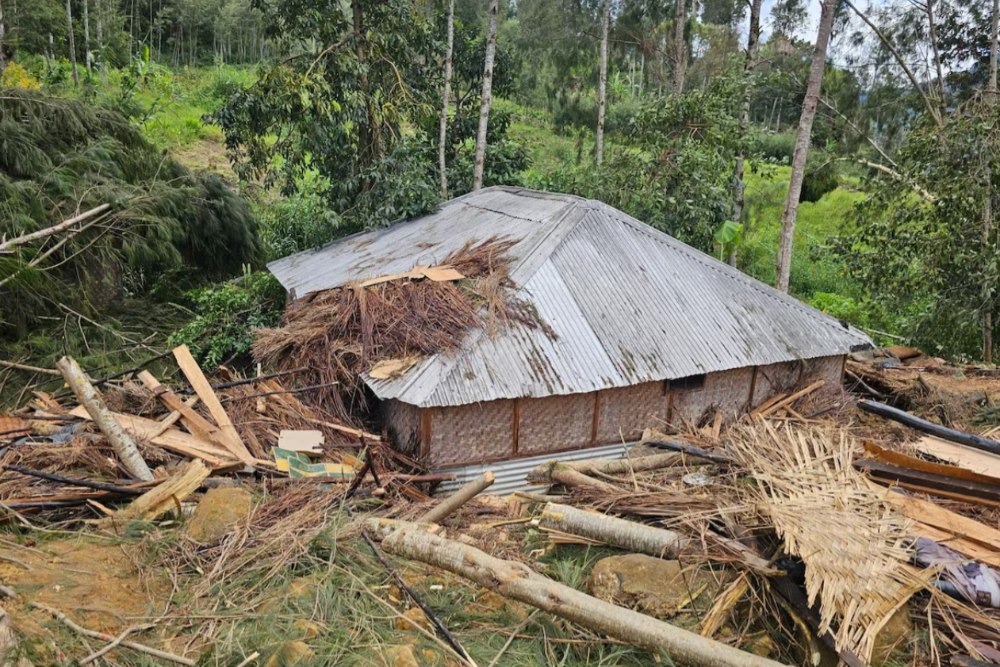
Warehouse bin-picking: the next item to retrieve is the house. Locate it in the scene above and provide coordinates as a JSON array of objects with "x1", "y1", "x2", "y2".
[{"x1": 267, "y1": 187, "x2": 872, "y2": 486}]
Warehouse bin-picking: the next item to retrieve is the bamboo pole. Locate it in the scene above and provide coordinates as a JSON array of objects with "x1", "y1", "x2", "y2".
[
  {"x1": 56, "y1": 356, "x2": 153, "y2": 480},
  {"x1": 368, "y1": 519, "x2": 788, "y2": 667},
  {"x1": 420, "y1": 471, "x2": 494, "y2": 524}
]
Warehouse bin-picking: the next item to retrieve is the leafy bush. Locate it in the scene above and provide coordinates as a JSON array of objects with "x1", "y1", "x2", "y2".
[
  {"x1": 749, "y1": 131, "x2": 795, "y2": 162},
  {"x1": 258, "y1": 175, "x2": 345, "y2": 261},
  {"x1": 800, "y1": 155, "x2": 839, "y2": 203},
  {"x1": 0, "y1": 62, "x2": 41, "y2": 90},
  {"x1": 168, "y1": 271, "x2": 284, "y2": 368}
]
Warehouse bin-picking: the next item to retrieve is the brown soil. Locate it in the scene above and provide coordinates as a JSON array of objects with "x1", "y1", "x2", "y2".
[{"x1": 0, "y1": 536, "x2": 167, "y2": 636}]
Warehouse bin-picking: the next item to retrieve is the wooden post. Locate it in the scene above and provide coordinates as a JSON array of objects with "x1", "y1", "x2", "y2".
[
  {"x1": 56, "y1": 356, "x2": 153, "y2": 481},
  {"x1": 420, "y1": 471, "x2": 495, "y2": 524}
]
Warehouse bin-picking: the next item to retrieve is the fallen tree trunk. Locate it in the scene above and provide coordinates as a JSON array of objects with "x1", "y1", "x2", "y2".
[
  {"x1": 539, "y1": 502, "x2": 687, "y2": 557},
  {"x1": 858, "y1": 400, "x2": 1000, "y2": 456},
  {"x1": 56, "y1": 356, "x2": 153, "y2": 481},
  {"x1": 530, "y1": 452, "x2": 682, "y2": 480},
  {"x1": 368, "y1": 519, "x2": 787, "y2": 667},
  {"x1": 420, "y1": 471, "x2": 494, "y2": 524},
  {"x1": 530, "y1": 463, "x2": 620, "y2": 492}
]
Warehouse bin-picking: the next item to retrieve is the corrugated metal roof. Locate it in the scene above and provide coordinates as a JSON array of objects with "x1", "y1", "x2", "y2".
[{"x1": 268, "y1": 186, "x2": 873, "y2": 407}]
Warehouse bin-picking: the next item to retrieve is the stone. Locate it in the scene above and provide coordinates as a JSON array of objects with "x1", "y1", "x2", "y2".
[
  {"x1": 589, "y1": 554, "x2": 718, "y2": 619},
  {"x1": 384, "y1": 645, "x2": 420, "y2": 667},
  {"x1": 291, "y1": 619, "x2": 323, "y2": 640},
  {"x1": 870, "y1": 606, "x2": 912, "y2": 667},
  {"x1": 263, "y1": 641, "x2": 314, "y2": 667},
  {"x1": 184, "y1": 487, "x2": 252, "y2": 543},
  {"x1": 394, "y1": 606, "x2": 431, "y2": 632}
]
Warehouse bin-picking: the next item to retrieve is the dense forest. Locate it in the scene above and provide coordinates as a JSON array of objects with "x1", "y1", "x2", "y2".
[{"x1": 1, "y1": 0, "x2": 999, "y2": 399}]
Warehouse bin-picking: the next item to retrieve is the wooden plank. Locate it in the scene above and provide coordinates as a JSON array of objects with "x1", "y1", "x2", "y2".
[
  {"x1": 70, "y1": 406, "x2": 232, "y2": 466},
  {"x1": 138, "y1": 370, "x2": 224, "y2": 446},
  {"x1": 172, "y1": 345, "x2": 254, "y2": 465},
  {"x1": 149, "y1": 396, "x2": 199, "y2": 439},
  {"x1": 912, "y1": 435, "x2": 1000, "y2": 478},
  {"x1": 99, "y1": 460, "x2": 210, "y2": 527},
  {"x1": 878, "y1": 486, "x2": 1000, "y2": 551},
  {"x1": 864, "y1": 443, "x2": 1000, "y2": 486}
]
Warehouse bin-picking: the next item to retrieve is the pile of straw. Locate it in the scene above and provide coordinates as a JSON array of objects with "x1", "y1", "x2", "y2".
[{"x1": 253, "y1": 238, "x2": 543, "y2": 421}]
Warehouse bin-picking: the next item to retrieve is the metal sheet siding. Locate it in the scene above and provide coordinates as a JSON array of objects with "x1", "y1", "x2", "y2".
[
  {"x1": 433, "y1": 442, "x2": 630, "y2": 496},
  {"x1": 270, "y1": 187, "x2": 872, "y2": 408}
]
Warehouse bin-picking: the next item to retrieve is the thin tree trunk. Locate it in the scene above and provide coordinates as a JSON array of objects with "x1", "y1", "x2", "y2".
[
  {"x1": 419, "y1": 472, "x2": 493, "y2": 524},
  {"x1": 353, "y1": 0, "x2": 380, "y2": 186},
  {"x1": 984, "y1": 0, "x2": 999, "y2": 364},
  {"x1": 82, "y1": 0, "x2": 91, "y2": 71},
  {"x1": 0, "y1": 0, "x2": 6, "y2": 74},
  {"x1": 472, "y1": 0, "x2": 499, "y2": 191},
  {"x1": 367, "y1": 520, "x2": 786, "y2": 667},
  {"x1": 728, "y1": 0, "x2": 763, "y2": 266},
  {"x1": 438, "y1": 0, "x2": 455, "y2": 199},
  {"x1": 595, "y1": 0, "x2": 610, "y2": 167},
  {"x1": 671, "y1": 0, "x2": 686, "y2": 95},
  {"x1": 774, "y1": 0, "x2": 836, "y2": 293},
  {"x1": 540, "y1": 503, "x2": 687, "y2": 556},
  {"x1": 95, "y1": 0, "x2": 104, "y2": 77},
  {"x1": 66, "y1": 0, "x2": 79, "y2": 84}
]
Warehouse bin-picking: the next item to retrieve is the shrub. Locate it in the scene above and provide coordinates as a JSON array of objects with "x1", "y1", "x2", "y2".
[{"x1": 0, "y1": 62, "x2": 41, "y2": 90}]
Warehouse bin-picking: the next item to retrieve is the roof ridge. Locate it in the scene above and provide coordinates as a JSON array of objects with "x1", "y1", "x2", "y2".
[{"x1": 596, "y1": 202, "x2": 866, "y2": 343}]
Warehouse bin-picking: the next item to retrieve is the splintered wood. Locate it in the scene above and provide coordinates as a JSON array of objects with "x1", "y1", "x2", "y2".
[{"x1": 726, "y1": 422, "x2": 931, "y2": 661}]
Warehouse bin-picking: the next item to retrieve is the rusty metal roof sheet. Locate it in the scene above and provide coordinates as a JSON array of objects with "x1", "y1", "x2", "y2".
[{"x1": 267, "y1": 186, "x2": 872, "y2": 407}]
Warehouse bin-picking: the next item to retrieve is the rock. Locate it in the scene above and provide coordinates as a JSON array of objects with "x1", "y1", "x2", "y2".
[
  {"x1": 291, "y1": 619, "x2": 323, "y2": 640},
  {"x1": 394, "y1": 606, "x2": 431, "y2": 632},
  {"x1": 870, "y1": 606, "x2": 912, "y2": 666},
  {"x1": 184, "y1": 487, "x2": 252, "y2": 543},
  {"x1": 589, "y1": 554, "x2": 718, "y2": 619},
  {"x1": 384, "y1": 645, "x2": 419, "y2": 667},
  {"x1": 263, "y1": 641, "x2": 313, "y2": 667}
]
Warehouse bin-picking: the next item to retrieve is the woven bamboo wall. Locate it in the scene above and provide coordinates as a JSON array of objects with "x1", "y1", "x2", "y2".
[
  {"x1": 383, "y1": 399, "x2": 420, "y2": 458},
  {"x1": 671, "y1": 366, "x2": 756, "y2": 426},
  {"x1": 752, "y1": 355, "x2": 843, "y2": 407},
  {"x1": 518, "y1": 393, "x2": 594, "y2": 456},
  {"x1": 596, "y1": 381, "x2": 669, "y2": 444},
  {"x1": 426, "y1": 399, "x2": 515, "y2": 468}
]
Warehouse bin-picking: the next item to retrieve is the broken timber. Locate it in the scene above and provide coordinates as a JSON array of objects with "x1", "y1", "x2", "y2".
[
  {"x1": 367, "y1": 519, "x2": 788, "y2": 667},
  {"x1": 56, "y1": 355, "x2": 153, "y2": 481},
  {"x1": 420, "y1": 471, "x2": 494, "y2": 524},
  {"x1": 858, "y1": 400, "x2": 1000, "y2": 456},
  {"x1": 539, "y1": 502, "x2": 687, "y2": 556}
]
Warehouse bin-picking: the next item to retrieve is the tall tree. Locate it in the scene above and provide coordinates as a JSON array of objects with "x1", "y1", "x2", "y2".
[
  {"x1": 439, "y1": 0, "x2": 455, "y2": 198},
  {"x1": 472, "y1": 0, "x2": 499, "y2": 191},
  {"x1": 671, "y1": 0, "x2": 687, "y2": 95},
  {"x1": 728, "y1": 0, "x2": 763, "y2": 266},
  {"x1": 596, "y1": 0, "x2": 610, "y2": 166},
  {"x1": 985, "y1": 0, "x2": 999, "y2": 362},
  {"x1": 774, "y1": 0, "x2": 837, "y2": 292},
  {"x1": 65, "y1": 0, "x2": 78, "y2": 84},
  {"x1": 95, "y1": 0, "x2": 105, "y2": 76},
  {"x1": 82, "y1": 0, "x2": 91, "y2": 71},
  {"x1": 0, "y1": 0, "x2": 6, "y2": 73}
]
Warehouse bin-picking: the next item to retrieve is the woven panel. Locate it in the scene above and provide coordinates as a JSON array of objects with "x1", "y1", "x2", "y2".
[
  {"x1": 518, "y1": 393, "x2": 594, "y2": 456},
  {"x1": 383, "y1": 399, "x2": 421, "y2": 457},
  {"x1": 671, "y1": 366, "x2": 755, "y2": 426},
  {"x1": 596, "y1": 381, "x2": 669, "y2": 444},
  {"x1": 752, "y1": 355, "x2": 843, "y2": 407},
  {"x1": 428, "y1": 399, "x2": 514, "y2": 468}
]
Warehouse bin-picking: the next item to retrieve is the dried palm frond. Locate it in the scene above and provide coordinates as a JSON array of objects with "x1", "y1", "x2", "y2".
[{"x1": 725, "y1": 421, "x2": 931, "y2": 661}]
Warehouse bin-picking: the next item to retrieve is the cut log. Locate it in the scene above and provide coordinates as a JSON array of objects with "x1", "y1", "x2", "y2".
[
  {"x1": 858, "y1": 400, "x2": 1000, "y2": 456},
  {"x1": 56, "y1": 356, "x2": 153, "y2": 481},
  {"x1": 539, "y1": 502, "x2": 687, "y2": 557},
  {"x1": 99, "y1": 459, "x2": 210, "y2": 527},
  {"x1": 530, "y1": 463, "x2": 619, "y2": 493},
  {"x1": 367, "y1": 519, "x2": 788, "y2": 667},
  {"x1": 420, "y1": 471, "x2": 494, "y2": 524},
  {"x1": 172, "y1": 345, "x2": 254, "y2": 465},
  {"x1": 529, "y1": 452, "x2": 682, "y2": 481}
]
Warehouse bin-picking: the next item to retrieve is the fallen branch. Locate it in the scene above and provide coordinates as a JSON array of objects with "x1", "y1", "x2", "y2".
[
  {"x1": 3, "y1": 464, "x2": 147, "y2": 496},
  {"x1": 420, "y1": 472, "x2": 495, "y2": 524},
  {"x1": 80, "y1": 624, "x2": 153, "y2": 664},
  {"x1": 30, "y1": 602, "x2": 195, "y2": 666},
  {"x1": 642, "y1": 439, "x2": 732, "y2": 464},
  {"x1": 56, "y1": 355, "x2": 153, "y2": 481},
  {"x1": 530, "y1": 463, "x2": 620, "y2": 492},
  {"x1": 0, "y1": 204, "x2": 111, "y2": 254},
  {"x1": 538, "y1": 502, "x2": 687, "y2": 557},
  {"x1": 367, "y1": 519, "x2": 788, "y2": 667},
  {"x1": 0, "y1": 359, "x2": 61, "y2": 376}
]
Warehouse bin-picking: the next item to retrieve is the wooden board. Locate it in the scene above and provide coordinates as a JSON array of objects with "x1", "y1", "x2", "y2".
[
  {"x1": 99, "y1": 460, "x2": 210, "y2": 526},
  {"x1": 911, "y1": 435, "x2": 1000, "y2": 478},
  {"x1": 70, "y1": 406, "x2": 233, "y2": 466},
  {"x1": 138, "y1": 370, "x2": 225, "y2": 447},
  {"x1": 172, "y1": 345, "x2": 254, "y2": 465},
  {"x1": 878, "y1": 487, "x2": 1000, "y2": 551},
  {"x1": 865, "y1": 443, "x2": 1000, "y2": 486}
]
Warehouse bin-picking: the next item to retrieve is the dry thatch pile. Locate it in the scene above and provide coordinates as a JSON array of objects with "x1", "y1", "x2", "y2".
[{"x1": 253, "y1": 238, "x2": 544, "y2": 422}]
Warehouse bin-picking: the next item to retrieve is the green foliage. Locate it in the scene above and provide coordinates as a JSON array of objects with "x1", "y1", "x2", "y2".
[
  {"x1": 750, "y1": 130, "x2": 795, "y2": 162},
  {"x1": 256, "y1": 174, "x2": 344, "y2": 262},
  {"x1": 834, "y1": 105, "x2": 1000, "y2": 360},
  {"x1": 168, "y1": 270, "x2": 284, "y2": 367},
  {"x1": 0, "y1": 89, "x2": 259, "y2": 338},
  {"x1": 800, "y1": 156, "x2": 839, "y2": 203}
]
